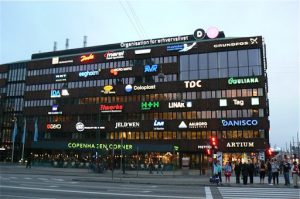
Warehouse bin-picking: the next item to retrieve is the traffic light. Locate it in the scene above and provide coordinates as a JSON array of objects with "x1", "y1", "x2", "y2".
[
  {"x1": 206, "y1": 148, "x2": 211, "y2": 155},
  {"x1": 210, "y1": 136, "x2": 218, "y2": 149},
  {"x1": 266, "y1": 148, "x2": 273, "y2": 158}
]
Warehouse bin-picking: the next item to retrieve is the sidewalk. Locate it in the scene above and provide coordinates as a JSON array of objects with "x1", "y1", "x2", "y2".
[{"x1": 1, "y1": 163, "x2": 298, "y2": 188}]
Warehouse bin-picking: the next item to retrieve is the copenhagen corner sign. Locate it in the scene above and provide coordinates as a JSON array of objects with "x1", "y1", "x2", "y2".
[{"x1": 67, "y1": 143, "x2": 133, "y2": 150}]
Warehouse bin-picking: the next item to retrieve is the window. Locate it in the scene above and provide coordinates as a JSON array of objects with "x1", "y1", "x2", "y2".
[{"x1": 238, "y1": 50, "x2": 248, "y2": 66}]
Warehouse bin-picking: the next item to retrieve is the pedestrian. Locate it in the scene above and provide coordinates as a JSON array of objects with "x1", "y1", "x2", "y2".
[
  {"x1": 259, "y1": 161, "x2": 266, "y2": 184},
  {"x1": 149, "y1": 161, "x2": 153, "y2": 174},
  {"x1": 282, "y1": 158, "x2": 291, "y2": 186},
  {"x1": 291, "y1": 161, "x2": 299, "y2": 188},
  {"x1": 224, "y1": 161, "x2": 232, "y2": 183},
  {"x1": 267, "y1": 159, "x2": 273, "y2": 185},
  {"x1": 26, "y1": 153, "x2": 32, "y2": 168},
  {"x1": 249, "y1": 160, "x2": 255, "y2": 184},
  {"x1": 241, "y1": 161, "x2": 249, "y2": 185},
  {"x1": 271, "y1": 158, "x2": 280, "y2": 185},
  {"x1": 157, "y1": 161, "x2": 163, "y2": 175},
  {"x1": 213, "y1": 160, "x2": 222, "y2": 185},
  {"x1": 234, "y1": 160, "x2": 242, "y2": 184}
]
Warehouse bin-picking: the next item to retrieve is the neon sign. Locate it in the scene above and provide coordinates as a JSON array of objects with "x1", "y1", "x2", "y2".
[
  {"x1": 80, "y1": 54, "x2": 94, "y2": 62},
  {"x1": 47, "y1": 124, "x2": 61, "y2": 130},
  {"x1": 104, "y1": 51, "x2": 124, "y2": 60},
  {"x1": 228, "y1": 77, "x2": 259, "y2": 85},
  {"x1": 144, "y1": 64, "x2": 158, "y2": 73},
  {"x1": 100, "y1": 104, "x2": 123, "y2": 113},
  {"x1": 222, "y1": 119, "x2": 258, "y2": 127},
  {"x1": 67, "y1": 143, "x2": 133, "y2": 150},
  {"x1": 141, "y1": 101, "x2": 160, "y2": 110},
  {"x1": 50, "y1": 90, "x2": 61, "y2": 98}
]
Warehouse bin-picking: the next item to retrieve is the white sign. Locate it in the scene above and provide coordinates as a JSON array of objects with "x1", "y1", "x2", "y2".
[
  {"x1": 233, "y1": 99, "x2": 244, "y2": 106},
  {"x1": 104, "y1": 51, "x2": 124, "y2": 60},
  {"x1": 52, "y1": 57, "x2": 73, "y2": 65},
  {"x1": 184, "y1": 80, "x2": 202, "y2": 88},
  {"x1": 115, "y1": 122, "x2": 140, "y2": 129}
]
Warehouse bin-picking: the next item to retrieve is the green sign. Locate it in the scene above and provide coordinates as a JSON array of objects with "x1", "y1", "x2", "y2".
[
  {"x1": 141, "y1": 101, "x2": 160, "y2": 110},
  {"x1": 67, "y1": 143, "x2": 133, "y2": 150},
  {"x1": 228, "y1": 77, "x2": 259, "y2": 85}
]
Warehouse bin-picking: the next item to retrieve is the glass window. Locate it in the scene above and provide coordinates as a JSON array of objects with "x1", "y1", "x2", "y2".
[
  {"x1": 249, "y1": 66, "x2": 262, "y2": 76},
  {"x1": 189, "y1": 54, "x2": 198, "y2": 70},
  {"x1": 208, "y1": 53, "x2": 218, "y2": 69},
  {"x1": 239, "y1": 67, "x2": 249, "y2": 76},
  {"x1": 199, "y1": 53, "x2": 208, "y2": 69},
  {"x1": 218, "y1": 52, "x2": 228, "y2": 68},
  {"x1": 199, "y1": 70, "x2": 208, "y2": 79},
  {"x1": 248, "y1": 49, "x2": 261, "y2": 66},
  {"x1": 189, "y1": 70, "x2": 198, "y2": 80},
  {"x1": 180, "y1": 71, "x2": 188, "y2": 80},
  {"x1": 238, "y1": 50, "x2": 248, "y2": 66},
  {"x1": 219, "y1": 68, "x2": 228, "y2": 78},
  {"x1": 228, "y1": 51, "x2": 238, "y2": 67},
  {"x1": 209, "y1": 69, "x2": 218, "y2": 78},
  {"x1": 229, "y1": 67, "x2": 238, "y2": 77},
  {"x1": 180, "y1": 55, "x2": 189, "y2": 71}
]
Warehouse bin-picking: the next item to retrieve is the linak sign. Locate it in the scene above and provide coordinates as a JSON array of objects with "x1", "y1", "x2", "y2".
[{"x1": 226, "y1": 142, "x2": 254, "y2": 148}]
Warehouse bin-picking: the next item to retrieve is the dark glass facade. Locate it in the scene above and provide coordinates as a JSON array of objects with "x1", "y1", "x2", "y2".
[{"x1": 0, "y1": 30, "x2": 269, "y2": 171}]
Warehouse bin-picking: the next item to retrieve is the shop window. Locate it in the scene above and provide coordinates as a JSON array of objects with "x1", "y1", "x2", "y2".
[{"x1": 259, "y1": 130, "x2": 265, "y2": 138}]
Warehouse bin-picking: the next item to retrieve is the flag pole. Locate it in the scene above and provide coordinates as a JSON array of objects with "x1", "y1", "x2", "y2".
[
  {"x1": 21, "y1": 118, "x2": 26, "y2": 163},
  {"x1": 21, "y1": 141, "x2": 25, "y2": 163},
  {"x1": 11, "y1": 141, "x2": 15, "y2": 163}
]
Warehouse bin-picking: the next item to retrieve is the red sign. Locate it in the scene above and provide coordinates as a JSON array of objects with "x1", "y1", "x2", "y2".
[
  {"x1": 47, "y1": 124, "x2": 61, "y2": 129},
  {"x1": 100, "y1": 104, "x2": 123, "y2": 113},
  {"x1": 80, "y1": 54, "x2": 94, "y2": 62}
]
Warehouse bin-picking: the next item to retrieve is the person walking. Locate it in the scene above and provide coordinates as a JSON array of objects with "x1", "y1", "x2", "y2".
[
  {"x1": 259, "y1": 161, "x2": 266, "y2": 184},
  {"x1": 26, "y1": 153, "x2": 32, "y2": 168},
  {"x1": 249, "y1": 160, "x2": 255, "y2": 184},
  {"x1": 157, "y1": 161, "x2": 163, "y2": 175},
  {"x1": 267, "y1": 159, "x2": 273, "y2": 185},
  {"x1": 224, "y1": 161, "x2": 232, "y2": 183},
  {"x1": 282, "y1": 158, "x2": 291, "y2": 186},
  {"x1": 234, "y1": 160, "x2": 242, "y2": 184},
  {"x1": 271, "y1": 158, "x2": 280, "y2": 185},
  {"x1": 241, "y1": 161, "x2": 249, "y2": 185},
  {"x1": 213, "y1": 160, "x2": 222, "y2": 185},
  {"x1": 291, "y1": 161, "x2": 299, "y2": 188}
]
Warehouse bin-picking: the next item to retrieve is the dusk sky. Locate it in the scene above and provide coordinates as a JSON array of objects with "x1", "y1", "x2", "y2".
[{"x1": 0, "y1": 0, "x2": 299, "y2": 150}]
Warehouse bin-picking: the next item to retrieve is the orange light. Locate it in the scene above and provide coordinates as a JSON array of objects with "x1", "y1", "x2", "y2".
[{"x1": 80, "y1": 54, "x2": 94, "y2": 62}]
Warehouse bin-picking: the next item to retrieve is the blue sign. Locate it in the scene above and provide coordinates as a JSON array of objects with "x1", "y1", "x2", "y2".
[
  {"x1": 144, "y1": 64, "x2": 158, "y2": 73},
  {"x1": 167, "y1": 44, "x2": 184, "y2": 51},
  {"x1": 51, "y1": 90, "x2": 61, "y2": 98},
  {"x1": 154, "y1": 120, "x2": 164, "y2": 130},
  {"x1": 222, "y1": 120, "x2": 258, "y2": 127},
  {"x1": 79, "y1": 70, "x2": 99, "y2": 78},
  {"x1": 125, "y1": 84, "x2": 133, "y2": 93},
  {"x1": 52, "y1": 104, "x2": 59, "y2": 111}
]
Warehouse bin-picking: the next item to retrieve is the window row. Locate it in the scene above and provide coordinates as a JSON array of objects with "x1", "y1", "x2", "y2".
[
  {"x1": 28, "y1": 56, "x2": 177, "y2": 76},
  {"x1": 0, "y1": 73, "x2": 7, "y2": 79},
  {"x1": 24, "y1": 88, "x2": 264, "y2": 107},
  {"x1": 25, "y1": 74, "x2": 177, "y2": 92},
  {"x1": 7, "y1": 83, "x2": 25, "y2": 96},
  {"x1": 7, "y1": 65, "x2": 27, "y2": 82}
]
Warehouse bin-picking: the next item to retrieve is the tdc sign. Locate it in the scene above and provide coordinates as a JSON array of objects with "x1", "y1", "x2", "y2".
[{"x1": 184, "y1": 80, "x2": 202, "y2": 88}]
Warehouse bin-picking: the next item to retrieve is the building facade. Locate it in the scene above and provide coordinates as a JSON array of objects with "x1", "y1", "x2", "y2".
[{"x1": 0, "y1": 28, "x2": 270, "y2": 170}]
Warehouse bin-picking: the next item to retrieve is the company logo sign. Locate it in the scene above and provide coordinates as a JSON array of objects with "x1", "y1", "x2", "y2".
[
  {"x1": 213, "y1": 37, "x2": 259, "y2": 48},
  {"x1": 80, "y1": 54, "x2": 95, "y2": 62},
  {"x1": 47, "y1": 123, "x2": 61, "y2": 130},
  {"x1": 50, "y1": 90, "x2": 61, "y2": 98},
  {"x1": 226, "y1": 142, "x2": 254, "y2": 148},
  {"x1": 168, "y1": 101, "x2": 192, "y2": 109},
  {"x1": 166, "y1": 42, "x2": 196, "y2": 52},
  {"x1": 100, "y1": 104, "x2": 123, "y2": 113},
  {"x1": 68, "y1": 143, "x2": 133, "y2": 150},
  {"x1": 233, "y1": 99, "x2": 244, "y2": 106},
  {"x1": 76, "y1": 122, "x2": 105, "y2": 132},
  {"x1": 120, "y1": 36, "x2": 189, "y2": 48},
  {"x1": 153, "y1": 120, "x2": 164, "y2": 130},
  {"x1": 198, "y1": 145, "x2": 212, "y2": 149},
  {"x1": 221, "y1": 120, "x2": 258, "y2": 127},
  {"x1": 135, "y1": 49, "x2": 151, "y2": 54},
  {"x1": 79, "y1": 70, "x2": 100, "y2": 77},
  {"x1": 48, "y1": 104, "x2": 62, "y2": 115},
  {"x1": 110, "y1": 67, "x2": 132, "y2": 76},
  {"x1": 228, "y1": 77, "x2": 259, "y2": 85},
  {"x1": 52, "y1": 104, "x2": 58, "y2": 111},
  {"x1": 55, "y1": 74, "x2": 67, "y2": 82},
  {"x1": 184, "y1": 80, "x2": 202, "y2": 88},
  {"x1": 115, "y1": 122, "x2": 140, "y2": 129},
  {"x1": 126, "y1": 84, "x2": 156, "y2": 92},
  {"x1": 178, "y1": 121, "x2": 207, "y2": 129},
  {"x1": 144, "y1": 64, "x2": 158, "y2": 73},
  {"x1": 141, "y1": 101, "x2": 160, "y2": 110},
  {"x1": 52, "y1": 57, "x2": 73, "y2": 65},
  {"x1": 104, "y1": 51, "x2": 124, "y2": 60},
  {"x1": 193, "y1": 28, "x2": 206, "y2": 39},
  {"x1": 101, "y1": 85, "x2": 116, "y2": 94}
]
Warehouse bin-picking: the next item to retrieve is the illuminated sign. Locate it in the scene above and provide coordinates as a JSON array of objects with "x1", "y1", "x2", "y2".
[
  {"x1": 228, "y1": 77, "x2": 259, "y2": 85},
  {"x1": 141, "y1": 101, "x2": 160, "y2": 110},
  {"x1": 52, "y1": 57, "x2": 73, "y2": 65},
  {"x1": 67, "y1": 143, "x2": 133, "y2": 150},
  {"x1": 167, "y1": 42, "x2": 196, "y2": 52},
  {"x1": 198, "y1": 145, "x2": 212, "y2": 149},
  {"x1": 120, "y1": 36, "x2": 189, "y2": 48},
  {"x1": 46, "y1": 124, "x2": 61, "y2": 130},
  {"x1": 251, "y1": 97, "x2": 259, "y2": 105},
  {"x1": 214, "y1": 37, "x2": 259, "y2": 48},
  {"x1": 110, "y1": 67, "x2": 132, "y2": 76},
  {"x1": 178, "y1": 121, "x2": 207, "y2": 129},
  {"x1": 184, "y1": 80, "x2": 202, "y2": 88},
  {"x1": 134, "y1": 85, "x2": 156, "y2": 91},
  {"x1": 101, "y1": 85, "x2": 116, "y2": 94},
  {"x1": 80, "y1": 54, "x2": 94, "y2": 62},
  {"x1": 219, "y1": 99, "x2": 227, "y2": 107},
  {"x1": 207, "y1": 27, "x2": 219, "y2": 39},
  {"x1": 226, "y1": 142, "x2": 254, "y2": 148},
  {"x1": 193, "y1": 28, "x2": 206, "y2": 39},
  {"x1": 104, "y1": 51, "x2": 124, "y2": 60},
  {"x1": 55, "y1": 74, "x2": 67, "y2": 82},
  {"x1": 50, "y1": 90, "x2": 61, "y2": 98},
  {"x1": 79, "y1": 70, "x2": 100, "y2": 77},
  {"x1": 48, "y1": 104, "x2": 62, "y2": 115},
  {"x1": 221, "y1": 119, "x2": 258, "y2": 127},
  {"x1": 153, "y1": 120, "x2": 164, "y2": 130},
  {"x1": 115, "y1": 122, "x2": 140, "y2": 129},
  {"x1": 100, "y1": 104, "x2": 123, "y2": 113},
  {"x1": 135, "y1": 49, "x2": 151, "y2": 54},
  {"x1": 144, "y1": 64, "x2": 158, "y2": 73},
  {"x1": 168, "y1": 101, "x2": 192, "y2": 109},
  {"x1": 75, "y1": 122, "x2": 105, "y2": 132},
  {"x1": 233, "y1": 99, "x2": 244, "y2": 106}
]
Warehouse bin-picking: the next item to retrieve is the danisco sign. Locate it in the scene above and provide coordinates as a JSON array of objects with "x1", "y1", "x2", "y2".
[{"x1": 67, "y1": 143, "x2": 133, "y2": 150}]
